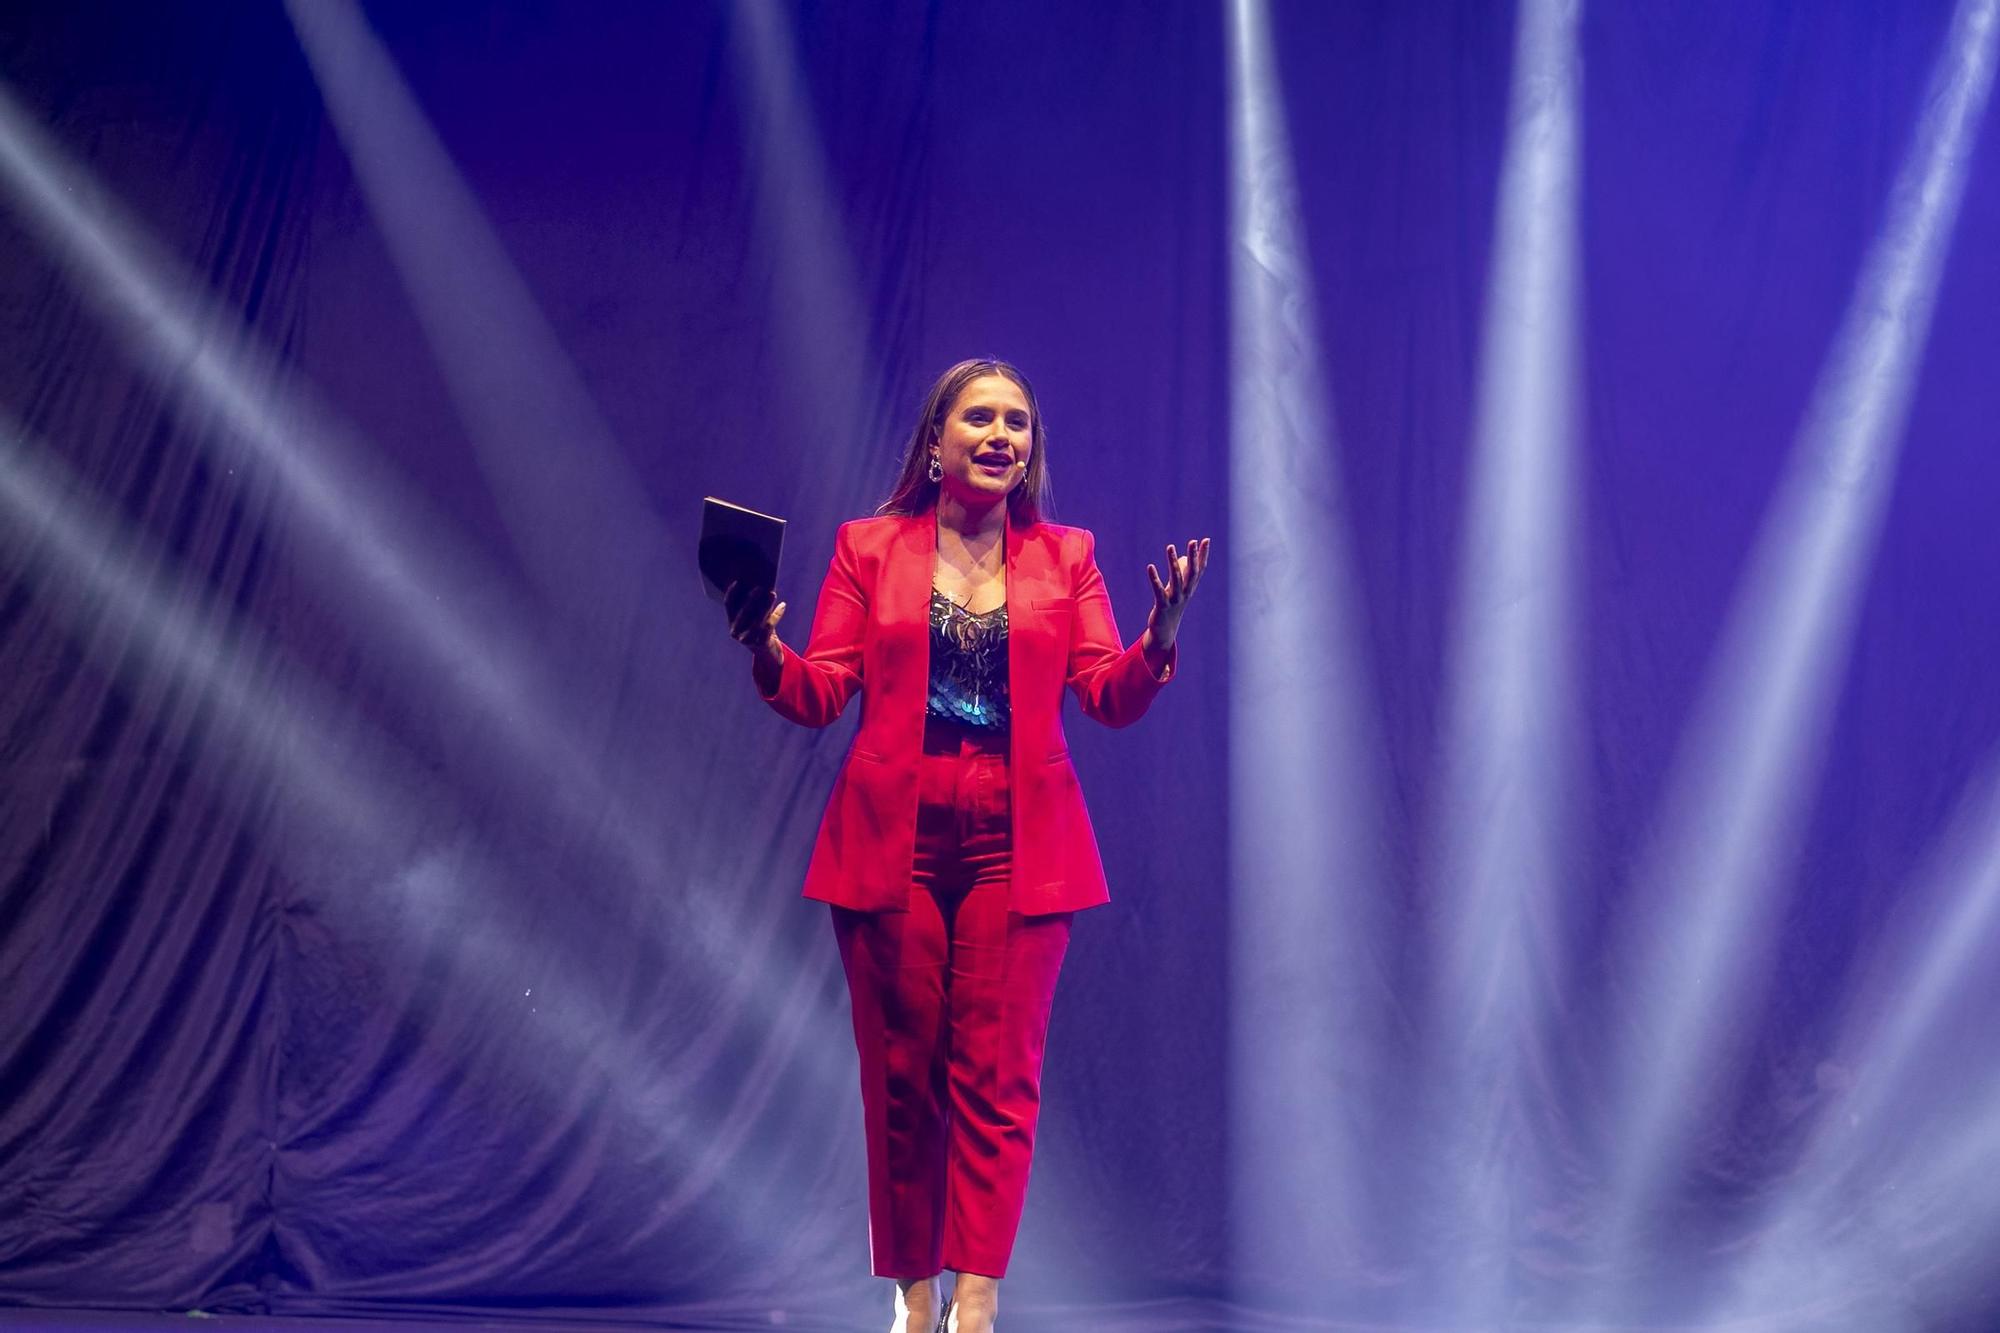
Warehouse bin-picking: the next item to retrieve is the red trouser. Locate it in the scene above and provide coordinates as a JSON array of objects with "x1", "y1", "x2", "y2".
[{"x1": 832, "y1": 720, "x2": 1073, "y2": 1279}]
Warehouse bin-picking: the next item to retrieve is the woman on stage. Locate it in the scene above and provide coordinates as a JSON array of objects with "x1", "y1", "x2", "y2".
[{"x1": 723, "y1": 359, "x2": 1209, "y2": 1333}]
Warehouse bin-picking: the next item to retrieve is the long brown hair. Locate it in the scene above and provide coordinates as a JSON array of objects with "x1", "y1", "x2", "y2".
[{"x1": 876, "y1": 358, "x2": 1053, "y2": 525}]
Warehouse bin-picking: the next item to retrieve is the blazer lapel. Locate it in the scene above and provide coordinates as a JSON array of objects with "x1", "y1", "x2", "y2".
[{"x1": 882, "y1": 512, "x2": 934, "y2": 630}]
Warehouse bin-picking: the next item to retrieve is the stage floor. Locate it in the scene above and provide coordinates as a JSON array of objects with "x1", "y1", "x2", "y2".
[
  {"x1": 0, "y1": 1302, "x2": 1412, "y2": 1333},
  {"x1": 0, "y1": 1300, "x2": 1872, "y2": 1332}
]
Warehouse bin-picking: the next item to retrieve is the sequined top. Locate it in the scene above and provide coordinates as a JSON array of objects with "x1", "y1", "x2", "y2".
[{"x1": 927, "y1": 589, "x2": 1010, "y2": 732}]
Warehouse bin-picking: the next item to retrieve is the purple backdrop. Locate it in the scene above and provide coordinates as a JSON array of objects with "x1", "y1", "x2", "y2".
[{"x1": 3, "y1": 0, "x2": 1998, "y2": 1329}]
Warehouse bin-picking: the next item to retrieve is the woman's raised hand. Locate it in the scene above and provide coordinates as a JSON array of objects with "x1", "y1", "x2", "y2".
[
  {"x1": 1144, "y1": 536, "x2": 1211, "y2": 652},
  {"x1": 724, "y1": 580, "x2": 786, "y2": 669}
]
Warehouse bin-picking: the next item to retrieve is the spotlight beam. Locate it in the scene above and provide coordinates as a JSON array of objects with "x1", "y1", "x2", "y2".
[
  {"x1": 1712, "y1": 1061, "x2": 2000, "y2": 1333},
  {"x1": 284, "y1": 0, "x2": 669, "y2": 662},
  {"x1": 0, "y1": 418, "x2": 377, "y2": 847},
  {"x1": 0, "y1": 79, "x2": 602, "y2": 846},
  {"x1": 1591, "y1": 0, "x2": 1998, "y2": 1291},
  {"x1": 0, "y1": 418, "x2": 827, "y2": 1246},
  {"x1": 730, "y1": 0, "x2": 889, "y2": 515},
  {"x1": 277, "y1": 11, "x2": 839, "y2": 1054},
  {"x1": 1705, "y1": 750, "x2": 2000, "y2": 1324},
  {"x1": 1812, "y1": 757, "x2": 2000, "y2": 1161},
  {"x1": 0, "y1": 82, "x2": 813, "y2": 1051},
  {"x1": 1417, "y1": 0, "x2": 1583, "y2": 1321},
  {"x1": 1225, "y1": 0, "x2": 1396, "y2": 1301}
]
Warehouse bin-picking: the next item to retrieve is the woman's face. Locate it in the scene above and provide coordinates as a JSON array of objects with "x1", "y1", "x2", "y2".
[{"x1": 934, "y1": 374, "x2": 1033, "y2": 507}]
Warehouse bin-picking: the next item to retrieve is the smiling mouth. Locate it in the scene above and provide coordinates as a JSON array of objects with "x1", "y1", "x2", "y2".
[{"x1": 975, "y1": 454, "x2": 1014, "y2": 471}]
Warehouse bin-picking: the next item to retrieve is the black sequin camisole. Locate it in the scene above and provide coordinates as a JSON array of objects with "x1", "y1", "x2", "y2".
[{"x1": 927, "y1": 589, "x2": 1009, "y2": 732}]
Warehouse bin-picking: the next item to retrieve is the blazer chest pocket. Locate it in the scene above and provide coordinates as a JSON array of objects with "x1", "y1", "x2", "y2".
[{"x1": 1027, "y1": 596, "x2": 1076, "y2": 650}]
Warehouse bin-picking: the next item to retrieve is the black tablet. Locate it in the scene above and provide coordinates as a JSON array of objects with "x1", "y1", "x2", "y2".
[{"x1": 698, "y1": 496, "x2": 786, "y2": 603}]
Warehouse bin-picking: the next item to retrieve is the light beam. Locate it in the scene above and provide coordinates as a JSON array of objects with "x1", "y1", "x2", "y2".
[
  {"x1": 1706, "y1": 749, "x2": 2000, "y2": 1327},
  {"x1": 0, "y1": 80, "x2": 816, "y2": 1055},
  {"x1": 1225, "y1": 0, "x2": 1398, "y2": 1307},
  {"x1": 1415, "y1": 0, "x2": 1584, "y2": 1322},
  {"x1": 0, "y1": 416, "x2": 826, "y2": 1248},
  {"x1": 1587, "y1": 0, "x2": 1999, "y2": 1308}
]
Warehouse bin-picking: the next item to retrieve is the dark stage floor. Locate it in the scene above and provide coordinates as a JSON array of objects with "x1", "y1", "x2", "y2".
[{"x1": 0, "y1": 1301, "x2": 1483, "y2": 1333}]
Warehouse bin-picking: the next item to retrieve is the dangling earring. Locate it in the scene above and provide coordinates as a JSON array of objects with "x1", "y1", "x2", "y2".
[{"x1": 927, "y1": 452, "x2": 943, "y2": 483}]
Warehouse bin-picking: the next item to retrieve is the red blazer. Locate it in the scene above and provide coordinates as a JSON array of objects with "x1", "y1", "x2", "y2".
[{"x1": 756, "y1": 513, "x2": 1177, "y2": 914}]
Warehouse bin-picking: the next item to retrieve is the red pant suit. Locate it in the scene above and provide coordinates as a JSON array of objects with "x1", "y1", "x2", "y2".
[{"x1": 754, "y1": 512, "x2": 1176, "y2": 1277}]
